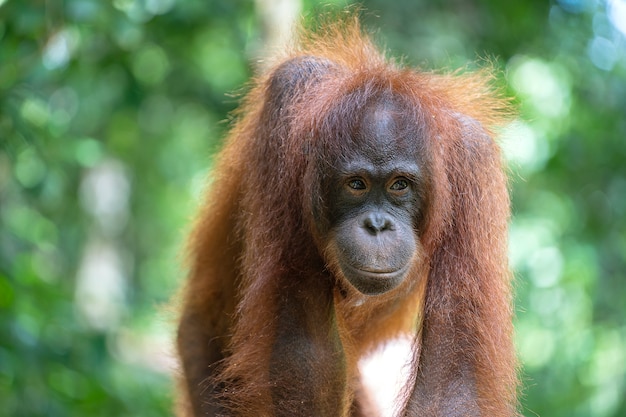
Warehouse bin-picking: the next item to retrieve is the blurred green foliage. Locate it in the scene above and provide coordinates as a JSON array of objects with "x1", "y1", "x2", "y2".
[{"x1": 0, "y1": 0, "x2": 625, "y2": 416}]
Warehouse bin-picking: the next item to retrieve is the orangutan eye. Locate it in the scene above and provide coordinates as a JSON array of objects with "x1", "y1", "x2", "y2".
[
  {"x1": 390, "y1": 178, "x2": 409, "y2": 191},
  {"x1": 348, "y1": 179, "x2": 367, "y2": 190}
]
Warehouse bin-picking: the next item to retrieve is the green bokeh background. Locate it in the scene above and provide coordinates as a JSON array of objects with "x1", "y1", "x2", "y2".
[{"x1": 1, "y1": 0, "x2": 625, "y2": 416}]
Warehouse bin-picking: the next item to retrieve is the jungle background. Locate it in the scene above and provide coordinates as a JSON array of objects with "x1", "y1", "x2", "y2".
[{"x1": 1, "y1": 0, "x2": 625, "y2": 416}]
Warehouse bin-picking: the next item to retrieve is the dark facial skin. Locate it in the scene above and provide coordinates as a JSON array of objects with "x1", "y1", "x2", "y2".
[{"x1": 326, "y1": 100, "x2": 424, "y2": 295}]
